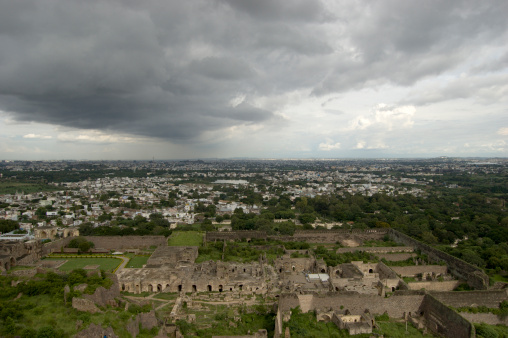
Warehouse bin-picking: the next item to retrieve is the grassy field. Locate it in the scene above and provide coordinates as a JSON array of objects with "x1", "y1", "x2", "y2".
[
  {"x1": 44, "y1": 257, "x2": 122, "y2": 272},
  {"x1": 167, "y1": 231, "x2": 203, "y2": 246},
  {"x1": 0, "y1": 181, "x2": 62, "y2": 195},
  {"x1": 126, "y1": 256, "x2": 149, "y2": 268}
]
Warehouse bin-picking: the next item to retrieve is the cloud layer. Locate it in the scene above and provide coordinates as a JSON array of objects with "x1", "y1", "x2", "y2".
[{"x1": 0, "y1": 0, "x2": 507, "y2": 159}]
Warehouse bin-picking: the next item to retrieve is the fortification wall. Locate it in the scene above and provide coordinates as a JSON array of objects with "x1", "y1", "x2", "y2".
[
  {"x1": 42, "y1": 237, "x2": 74, "y2": 255},
  {"x1": 337, "y1": 246, "x2": 413, "y2": 254},
  {"x1": 205, "y1": 231, "x2": 267, "y2": 242},
  {"x1": 420, "y1": 293, "x2": 474, "y2": 338},
  {"x1": 407, "y1": 281, "x2": 461, "y2": 292},
  {"x1": 309, "y1": 292, "x2": 425, "y2": 318},
  {"x1": 278, "y1": 291, "x2": 425, "y2": 319},
  {"x1": 390, "y1": 265, "x2": 448, "y2": 277},
  {"x1": 84, "y1": 236, "x2": 166, "y2": 250},
  {"x1": 205, "y1": 229, "x2": 388, "y2": 244},
  {"x1": 388, "y1": 229, "x2": 489, "y2": 289},
  {"x1": 429, "y1": 290, "x2": 508, "y2": 308},
  {"x1": 376, "y1": 261, "x2": 399, "y2": 280},
  {"x1": 278, "y1": 293, "x2": 302, "y2": 312},
  {"x1": 460, "y1": 312, "x2": 508, "y2": 326}
]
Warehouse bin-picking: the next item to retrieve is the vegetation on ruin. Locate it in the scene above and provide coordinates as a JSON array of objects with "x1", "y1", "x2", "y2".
[
  {"x1": 454, "y1": 301, "x2": 508, "y2": 317},
  {"x1": 474, "y1": 323, "x2": 508, "y2": 338},
  {"x1": 0, "y1": 271, "x2": 130, "y2": 337},
  {"x1": 314, "y1": 245, "x2": 376, "y2": 267},
  {"x1": 175, "y1": 303, "x2": 275, "y2": 338}
]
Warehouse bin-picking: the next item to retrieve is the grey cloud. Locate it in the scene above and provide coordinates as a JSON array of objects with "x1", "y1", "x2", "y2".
[
  {"x1": 0, "y1": 0, "x2": 506, "y2": 146},
  {"x1": 191, "y1": 57, "x2": 255, "y2": 81}
]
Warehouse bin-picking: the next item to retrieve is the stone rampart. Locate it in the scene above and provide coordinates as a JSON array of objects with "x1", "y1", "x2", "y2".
[
  {"x1": 279, "y1": 291, "x2": 425, "y2": 319},
  {"x1": 42, "y1": 237, "x2": 74, "y2": 255},
  {"x1": 390, "y1": 265, "x2": 448, "y2": 277},
  {"x1": 388, "y1": 229, "x2": 489, "y2": 289},
  {"x1": 337, "y1": 246, "x2": 413, "y2": 254},
  {"x1": 419, "y1": 293, "x2": 474, "y2": 337},
  {"x1": 205, "y1": 229, "x2": 388, "y2": 244},
  {"x1": 84, "y1": 236, "x2": 166, "y2": 250},
  {"x1": 407, "y1": 281, "x2": 461, "y2": 291},
  {"x1": 429, "y1": 290, "x2": 508, "y2": 308},
  {"x1": 460, "y1": 312, "x2": 508, "y2": 326},
  {"x1": 205, "y1": 231, "x2": 267, "y2": 242}
]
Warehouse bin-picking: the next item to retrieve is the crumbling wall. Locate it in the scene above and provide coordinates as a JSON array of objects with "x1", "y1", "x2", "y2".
[
  {"x1": 419, "y1": 293, "x2": 474, "y2": 338},
  {"x1": 388, "y1": 229, "x2": 489, "y2": 289},
  {"x1": 390, "y1": 265, "x2": 448, "y2": 277},
  {"x1": 205, "y1": 231, "x2": 267, "y2": 242}
]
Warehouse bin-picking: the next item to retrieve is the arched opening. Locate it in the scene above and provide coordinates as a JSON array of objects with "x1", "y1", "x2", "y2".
[
  {"x1": 336, "y1": 270, "x2": 341, "y2": 276},
  {"x1": 207, "y1": 285, "x2": 212, "y2": 292},
  {"x1": 368, "y1": 269, "x2": 373, "y2": 273},
  {"x1": 122, "y1": 284, "x2": 126, "y2": 291},
  {"x1": 5, "y1": 262, "x2": 10, "y2": 270},
  {"x1": 157, "y1": 284, "x2": 162, "y2": 292},
  {"x1": 292, "y1": 266, "x2": 295, "y2": 272},
  {"x1": 166, "y1": 284, "x2": 170, "y2": 290},
  {"x1": 320, "y1": 268, "x2": 326, "y2": 273},
  {"x1": 149, "y1": 285, "x2": 153, "y2": 292},
  {"x1": 230, "y1": 288, "x2": 233, "y2": 291},
  {"x1": 40, "y1": 231, "x2": 47, "y2": 239},
  {"x1": 243, "y1": 268, "x2": 246, "y2": 272},
  {"x1": 219, "y1": 285, "x2": 223, "y2": 292},
  {"x1": 136, "y1": 285, "x2": 140, "y2": 293},
  {"x1": 239, "y1": 284, "x2": 243, "y2": 291},
  {"x1": 192, "y1": 285, "x2": 197, "y2": 292},
  {"x1": 279, "y1": 268, "x2": 282, "y2": 273},
  {"x1": 178, "y1": 285, "x2": 182, "y2": 292},
  {"x1": 392, "y1": 287, "x2": 395, "y2": 292}
]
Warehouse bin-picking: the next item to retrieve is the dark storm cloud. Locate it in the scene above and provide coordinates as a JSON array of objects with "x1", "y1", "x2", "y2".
[{"x1": 0, "y1": 0, "x2": 506, "y2": 143}]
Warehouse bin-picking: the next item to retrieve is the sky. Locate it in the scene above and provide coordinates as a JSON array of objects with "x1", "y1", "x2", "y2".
[{"x1": 0, "y1": 0, "x2": 507, "y2": 160}]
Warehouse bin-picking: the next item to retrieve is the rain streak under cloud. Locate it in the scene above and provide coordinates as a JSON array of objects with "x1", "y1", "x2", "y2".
[{"x1": 0, "y1": 0, "x2": 507, "y2": 159}]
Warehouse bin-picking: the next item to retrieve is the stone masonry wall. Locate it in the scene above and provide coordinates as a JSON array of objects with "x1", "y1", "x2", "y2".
[
  {"x1": 84, "y1": 236, "x2": 167, "y2": 250},
  {"x1": 390, "y1": 265, "x2": 448, "y2": 277},
  {"x1": 407, "y1": 281, "x2": 461, "y2": 291},
  {"x1": 419, "y1": 293, "x2": 474, "y2": 338},
  {"x1": 429, "y1": 290, "x2": 508, "y2": 308}
]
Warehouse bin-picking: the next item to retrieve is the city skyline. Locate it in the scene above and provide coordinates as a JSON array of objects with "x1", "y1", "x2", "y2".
[{"x1": 0, "y1": 0, "x2": 507, "y2": 160}]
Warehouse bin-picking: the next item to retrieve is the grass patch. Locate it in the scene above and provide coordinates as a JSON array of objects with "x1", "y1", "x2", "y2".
[
  {"x1": 375, "y1": 321, "x2": 434, "y2": 337},
  {"x1": 44, "y1": 257, "x2": 122, "y2": 272},
  {"x1": 126, "y1": 256, "x2": 149, "y2": 268},
  {"x1": 167, "y1": 231, "x2": 203, "y2": 247},
  {"x1": 153, "y1": 293, "x2": 179, "y2": 301},
  {"x1": 0, "y1": 182, "x2": 62, "y2": 195}
]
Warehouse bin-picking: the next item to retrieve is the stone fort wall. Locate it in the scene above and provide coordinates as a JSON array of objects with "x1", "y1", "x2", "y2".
[
  {"x1": 205, "y1": 229, "x2": 388, "y2": 243},
  {"x1": 83, "y1": 236, "x2": 167, "y2": 250},
  {"x1": 419, "y1": 293, "x2": 474, "y2": 337},
  {"x1": 429, "y1": 290, "x2": 508, "y2": 308},
  {"x1": 388, "y1": 229, "x2": 489, "y2": 289}
]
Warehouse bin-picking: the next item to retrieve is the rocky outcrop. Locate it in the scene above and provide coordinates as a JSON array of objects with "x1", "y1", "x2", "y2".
[
  {"x1": 72, "y1": 297, "x2": 101, "y2": 313},
  {"x1": 127, "y1": 310, "x2": 159, "y2": 337},
  {"x1": 75, "y1": 323, "x2": 117, "y2": 338}
]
